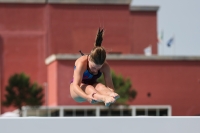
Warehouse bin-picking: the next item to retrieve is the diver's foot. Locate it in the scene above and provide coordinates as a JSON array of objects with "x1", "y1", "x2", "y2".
[
  {"x1": 104, "y1": 96, "x2": 115, "y2": 107},
  {"x1": 109, "y1": 92, "x2": 120, "y2": 100}
]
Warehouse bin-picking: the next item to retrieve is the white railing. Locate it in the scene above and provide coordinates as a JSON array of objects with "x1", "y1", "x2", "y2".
[{"x1": 21, "y1": 105, "x2": 172, "y2": 117}]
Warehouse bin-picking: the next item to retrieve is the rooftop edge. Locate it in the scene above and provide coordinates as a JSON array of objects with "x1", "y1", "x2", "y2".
[
  {"x1": 45, "y1": 54, "x2": 200, "y2": 65},
  {"x1": 0, "y1": 0, "x2": 46, "y2": 3},
  {"x1": 130, "y1": 5, "x2": 159, "y2": 11},
  {"x1": 0, "y1": 0, "x2": 131, "y2": 4}
]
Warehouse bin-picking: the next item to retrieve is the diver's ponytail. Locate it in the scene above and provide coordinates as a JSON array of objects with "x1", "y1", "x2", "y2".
[{"x1": 95, "y1": 28, "x2": 104, "y2": 47}]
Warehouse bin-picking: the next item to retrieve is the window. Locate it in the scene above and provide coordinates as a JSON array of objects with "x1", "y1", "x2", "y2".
[
  {"x1": 159, "y1": 109, "x2": 168, "y2": 116},
  {"x1": 50, "y1": 110, "x2": 59, "y2": 117},
  {"x1": 100, "y1": 109, "x2": 131, "y2": 116},
  {"x1": 123, "y1": 109, "x2": 132, "y2": 116},
  {"x1": 64, "y1": 110, "x2": 73, "y2": 116},
  {"x1": 87, "y1": 110, "x2": 96, "y2": 116},
  {"x1": 136, "y1": 109, "x2": 145, "y2": 116},
  {"x1": 135, "y1": 107, "x2": 170, "y2": 116},
  {"x1": 63, "y1": 109, "x2": 96, "y2": 117}
]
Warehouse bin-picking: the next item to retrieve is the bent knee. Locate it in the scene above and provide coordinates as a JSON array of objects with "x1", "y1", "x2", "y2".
[
  {"x1": 82, "y1": 84, "x2": 97, "y2": 94},
  {"x1": 95, "y1": 83, "x2": 106, "y2": 90}
]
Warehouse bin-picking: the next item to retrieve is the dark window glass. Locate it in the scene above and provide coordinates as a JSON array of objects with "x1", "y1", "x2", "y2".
[
  {"x1": 51, "y1": 110, "x2": 59, "y2": 117},
  {"x1": 136, "y1": 109, "x2": 145, "y2": 116},
  {"x1": 148, "y1": 109, "x2": 157, "y2": 116},
  {"x1": 159, "y1": 109, "x2": 168, "y2": 116},
  {"x1": 75, "y1": 110, "x2": 85, "y2": 116},
  {"x1": 87, "y1": 110, "x2": 96, "y2": 116},
  {"x1": 123, "y1": 109, "x2": 132, "y2": 116},
  {"x1": 100, "y1": 110, "x2": 109, "y2": 116},
  {"x1": 111, "y1": 110, "x2": 120, "y2": 116},
  {"x1": 64, "y1": 110, "x2": 73, "y2": 116}
]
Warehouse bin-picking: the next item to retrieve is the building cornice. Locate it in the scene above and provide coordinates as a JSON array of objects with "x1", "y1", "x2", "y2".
[
  {"x1": 130, "y1": 5, "x2": 159, "y2": 11},
  {"x1": 0, "y1": 0, "x2": 159, "y2": 12},
  {"x1": 0, "y1": 0, "x2": 46, "y2": 3},
  {"x1": 0, "y1": 0, "x2": 131, "y2": 4},
  {"x1": 45, "y1": 54, "x2": 200, "y2": 65},
  {"x1": 48, "y1": 0, "x2": 131, "y2": 5}
]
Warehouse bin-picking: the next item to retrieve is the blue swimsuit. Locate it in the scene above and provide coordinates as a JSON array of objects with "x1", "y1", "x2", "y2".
[{"x1": 72, "y1": 55, "x2": 102, "y2": 85}]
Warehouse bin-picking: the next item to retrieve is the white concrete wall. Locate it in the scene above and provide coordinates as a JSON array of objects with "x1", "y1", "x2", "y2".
[{"x1": 0, "y1": 117, "x2": 200, "y2": 133}]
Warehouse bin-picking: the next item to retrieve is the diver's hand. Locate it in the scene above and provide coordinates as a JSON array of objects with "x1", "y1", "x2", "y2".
[{"x1": 86, "y1": 94, "x2": 98, "y2": 104}]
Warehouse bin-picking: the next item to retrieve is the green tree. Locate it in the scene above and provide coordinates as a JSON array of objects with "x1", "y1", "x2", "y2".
[
  {"x1": 2, "y1": 72, "x2": 44, "y2": 116},
  {"x1": 98, "y1": 70, "x2": 137, "y2": 105}
]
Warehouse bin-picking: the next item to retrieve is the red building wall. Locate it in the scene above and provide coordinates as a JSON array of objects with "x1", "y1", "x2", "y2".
[
  {"x1": 48, "y1": 4, "x2": 158, "y2": 55},
  {"x1": 111, "y1": 60, "x2": 200, "y2": 116},
  {"x1": 131, "y1": 12, "x2": 158, "y2": 54},
  {"x1": 0, "y1": 4, "x2": 48, "y2": 113},
  {"x1": 0, "y1": 3, "x2": 158, "y2": 113},
  {"x1": 47, "y1": 61, "x2": 58, "y2": 106},
  {"x1": 49, "y1": 58, "x2": 200, "y2": 116}
]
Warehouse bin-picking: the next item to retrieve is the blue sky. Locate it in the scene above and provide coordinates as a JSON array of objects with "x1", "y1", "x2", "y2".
[{"x1": 131, "y1": 0, "x2": 200, "y2": 56}]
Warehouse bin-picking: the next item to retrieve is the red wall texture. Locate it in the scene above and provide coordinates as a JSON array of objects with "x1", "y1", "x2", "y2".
[
  {"x1": 48, "y1": 4, "x2": 158, "y2": 55},
  {"x1": 0, "y1": 3, "x2": 158, "y2": 113},
  {"x1": 49, "y1": 59, "x2": 200, "y2": 116},
  {"x1": 0, "y1": 4, "x2": 48, "y2": 113},
  {"x1": 131, "y1": 12, "x2": 157, "y2": 54}
]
